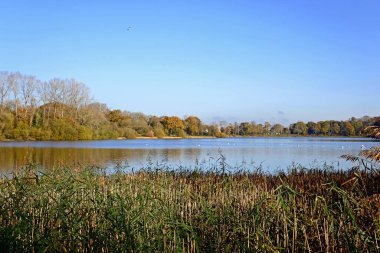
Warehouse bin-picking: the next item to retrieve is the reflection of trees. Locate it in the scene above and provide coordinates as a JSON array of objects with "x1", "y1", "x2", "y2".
[
  {"x1": 1, "y1": 143, "x2": 369, "y2": 173},
  {"x1": 0, "y1": 148, "x2": 204, "y2": 172}
]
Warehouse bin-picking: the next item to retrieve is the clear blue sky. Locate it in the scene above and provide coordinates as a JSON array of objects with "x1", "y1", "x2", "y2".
[{"x1": 0, "y1": 0, "x2": 379, "y2": 124}]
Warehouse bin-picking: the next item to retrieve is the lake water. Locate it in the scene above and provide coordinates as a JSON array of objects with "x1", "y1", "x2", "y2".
[{"x1": 0, "y1": 137, "x2": 377, "y2": 174}]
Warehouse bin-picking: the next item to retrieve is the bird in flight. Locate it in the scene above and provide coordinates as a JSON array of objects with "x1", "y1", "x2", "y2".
[{"x1": 127, "y1": 26, "x2": 132, "y2": 31}]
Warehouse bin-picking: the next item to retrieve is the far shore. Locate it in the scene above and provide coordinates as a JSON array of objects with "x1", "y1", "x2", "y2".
[{"x1": 0, "y1": 135, "x2": 372, "y2": 142}]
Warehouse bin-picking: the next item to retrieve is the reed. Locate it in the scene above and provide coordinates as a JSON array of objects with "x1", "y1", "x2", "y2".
[{"x1": 0, "y1": 163, "x2": 379, "y2": 252}]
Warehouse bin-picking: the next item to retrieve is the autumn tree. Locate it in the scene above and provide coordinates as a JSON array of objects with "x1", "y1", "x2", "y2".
[
  {"x1": 131, "y1": 112, "x2": 150, "y2": 136},
  {"x1": 342, "y1": 121, "x2": 355, "y2": 136},
  {"x1": 161, "y1": 116, "x2": 185, "y2": 136},
  {"x1": 0, "y1": 70, "x2": 377, "y2": 140},
  {"x1": 107, "y1": 110, "x2": 124, "y2": 124},
  {"x1": 184, "y1": 116, "x2": 202, "y2": 136},
  {"x1": 360, "y1": 118, "x2": 380, "y2": 162},
  {"x1": 332, "y1": 122, "x2": 340, "y2": 135},
  {"x1": 148, "y1": 116, "x2": 166, "y2": 138}
]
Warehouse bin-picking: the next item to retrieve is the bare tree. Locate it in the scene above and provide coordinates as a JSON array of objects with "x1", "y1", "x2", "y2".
[
  {"x1": 0, "y1": 71, "x2": 11, "y2": 113},
  {"x1": 79, "y1": 102, "x2": 108, "y2": 128},
  {"x1": 19, "y1": 76, "x2": 39, "y2": 127},
  {"x1": 48, "y1": 78, "x2": 65, "y2": 119},
  {"x1": 19, "y1": 75, "x2": 40, "y2": 126},
  {"x1": 66, "y1": 79, "x2": 90, "y2": 120},
  {"x1": 37, "y1": 81, "x2": 51, "y2": 125},
  {"x1": 8, "y1": 72, "x2": 21, "y2": 127}
]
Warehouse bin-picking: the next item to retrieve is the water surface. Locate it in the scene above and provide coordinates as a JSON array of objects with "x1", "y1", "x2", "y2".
[{"x1": 0, "y1": 137, "x2": 377, "y2": 173}]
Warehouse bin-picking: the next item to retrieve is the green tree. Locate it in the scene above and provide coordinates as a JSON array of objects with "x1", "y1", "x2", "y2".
[
  {"x1": 307, "y1": 122, "x2": 318, "y2": 135},
  {"x1": 332, "y1": 122, "x2": 340, "y2": 135},
  {"x1": 291, "y1": 122, "x2": 308, "y2": 135},
  {"x1": 350, "y1": 118, "x2": 364, "y2": 135},
  {"x1": 320, "y1": 121, "x2": 330, "y2": 135},
  {"x1": 239, "y1": 122, "x2": 254, "y2": 135},
  {"x1": 342, "y1": 121, "x2": 355, "y2": 136}
]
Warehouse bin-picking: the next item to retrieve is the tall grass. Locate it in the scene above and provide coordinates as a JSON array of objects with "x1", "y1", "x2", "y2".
[{"x1": 0, "y1": 163, "x2": 379, "y2": 252}]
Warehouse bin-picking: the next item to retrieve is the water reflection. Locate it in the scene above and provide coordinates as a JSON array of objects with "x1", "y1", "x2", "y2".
[{"x1": 0, "y1": 137, "x2": 377, "y2": 173}]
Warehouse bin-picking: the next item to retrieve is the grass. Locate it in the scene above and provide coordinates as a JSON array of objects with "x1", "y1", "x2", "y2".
[{"x1": 0, "y1": 162, "x2": 379, "y2": 252}]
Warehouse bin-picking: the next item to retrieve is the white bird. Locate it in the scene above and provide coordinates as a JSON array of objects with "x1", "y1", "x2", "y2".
[{"x1": 361, "y1": 145, "x2": 366, "y2": 150}]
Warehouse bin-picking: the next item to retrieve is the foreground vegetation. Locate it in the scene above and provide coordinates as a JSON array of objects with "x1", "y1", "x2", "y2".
[
  {"x1": 0, "y1": 162, "x2": 379, "y2": 252},
  {"x1": 0, "y1": 71, "x2": 378, "y2": 140}
]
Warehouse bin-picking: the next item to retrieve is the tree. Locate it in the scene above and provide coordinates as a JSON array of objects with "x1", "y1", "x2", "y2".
[
  {"x1": 342, "y1": 121, "x2": 355, "y2": 136},
  {"x1": 239, "y1": 122, "x2": 254, "y2": 135},
  {"x1": 320, "y1": 121, "x2": 330, "y2": 135},
  {"x1": 161, "y1": 116, "x2": 185, "y2": 136},
  {"x1": 271, "y1": 124, "x2": 284, "y2": 135},
  {"x1": 350, "y1": 118, "x2": 364, "y2": 135},
  {"x1": 0, "y1": 71, "x2": 11, "y2": 113},
  {"x1": 307, "y1": 122, "x2": 318, "y2": 135},
  {"x1": 255, "y1": 124, "x2": 264, "y2": 135},
  {"x1": 222, "y1": 124, "x2": 235, "y2": 135},
  {"x1": 37, "y1": 81, "x2": 51, "y2": 126},
  {"x1": 19, "y1": 75, "x2": 39, "y2": 127},
  {"x1": 153, "y1": 126, "x2": 166, "y2": 138},
  {"x1": 66, "y1": 79, "x2": 90, "y2": 120},
  {"x1": 8, "y1": 72, "x2": 21, "y2": 127},
  {"x1": 291, "y1": 122, "x2": 308, "y2": 135},
  {"x1": 0, "y1": 70, "x2": 377, "y2": 141},
  {"x1": 148, "y1": 116, "x2": 162, "y2": 128},
  {"x1": 360, "y1": 118, "x2": 380, "y2": 162},
  {"x1": 332, "y1": 122, "x2": 340, "y2": 135},
  {"x1": 79, "y1": 103, "x2": 109, "y2": 129},
  {"x1": 107, "y1": 110, "x2": 124, "y2": 124},
  {"x1": 184, "y1": 116, "x2": 202, "y2": 136},
  {"x1": 264, "y1": 122, "x2": 271, "y2": 135}
]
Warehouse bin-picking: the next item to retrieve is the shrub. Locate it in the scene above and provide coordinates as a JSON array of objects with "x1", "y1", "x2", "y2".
[
  {"x1": 78, "y1": 126, "x2": 93, "y2": 140},
  {"x1": 123, "y1": 128, "x2": 137, "y2": 139},
  {"x1": 153, "y1": 127, "x2": 166, "y2": 138},
  {"x1": 176, "y1": 129, "x2": 187, "y2": 138}
]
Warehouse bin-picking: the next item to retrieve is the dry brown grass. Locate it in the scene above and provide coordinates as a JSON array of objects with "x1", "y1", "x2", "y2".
[{"x1": 0, "y1": 163, "x2": 379, "y2": 252}]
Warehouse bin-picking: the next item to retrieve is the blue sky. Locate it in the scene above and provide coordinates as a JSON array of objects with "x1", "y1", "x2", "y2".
[{"x1": 0, "y1": 1, "x2": 379, "y2": 124}]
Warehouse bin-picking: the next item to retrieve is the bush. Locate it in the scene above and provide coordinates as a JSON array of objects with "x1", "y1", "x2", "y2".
[
  {"x1": 9, "y1": 123, "x2": 30, "y2": 140},
  {"x1": 49, "y1": 119, "x2": 79, "y2": 140},
  {"x1": 146, "y1": 130, "x2": 155, "y2": 138},
  {"x1": 123, "y1": 128, "x2": 137, "y2": 139},
  {"x1": 78, "y1": 126, "x2": 93, "y2": 140},
  {"x1": 153, "y1": 127, "x2": 166, "y2": 138},
  {"x1": 176, "y1": 129, "x2": 187, "y2": 138},
  {"x1": 29, "y1": 128, "x2": 52, "y2": 140}
]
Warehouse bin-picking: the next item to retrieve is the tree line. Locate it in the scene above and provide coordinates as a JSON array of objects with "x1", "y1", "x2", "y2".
[{"x1": 0, "y1": 71, "x2": 377, "y2": 140}]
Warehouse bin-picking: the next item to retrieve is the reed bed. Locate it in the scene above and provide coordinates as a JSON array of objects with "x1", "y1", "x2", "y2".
[{"x1": 0, "y1": 164, "x2": 379, "y2": 252}]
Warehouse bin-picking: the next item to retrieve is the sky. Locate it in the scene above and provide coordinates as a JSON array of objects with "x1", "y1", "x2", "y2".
[{"x1": 0, "y1": 0, "x2": 379, "y2": 125}]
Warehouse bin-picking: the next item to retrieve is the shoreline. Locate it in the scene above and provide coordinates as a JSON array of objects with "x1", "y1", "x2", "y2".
[{"x1": 0, "y1": 135, "x2": 372, "y2": 142}]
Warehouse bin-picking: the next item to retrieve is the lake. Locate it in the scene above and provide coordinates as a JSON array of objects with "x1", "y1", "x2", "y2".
[{"x1": 0, "y1": 137, "x2": 377, "y2": 174}]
